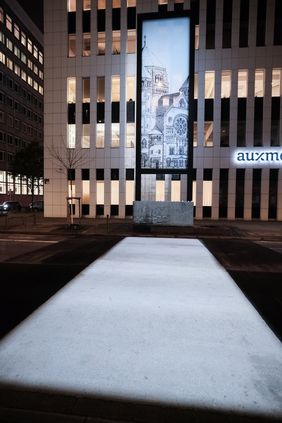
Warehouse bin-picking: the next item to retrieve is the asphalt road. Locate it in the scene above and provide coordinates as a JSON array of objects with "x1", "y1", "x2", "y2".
[{"x1": 0, "y1": 234, "x2": 281, "y2": 344}]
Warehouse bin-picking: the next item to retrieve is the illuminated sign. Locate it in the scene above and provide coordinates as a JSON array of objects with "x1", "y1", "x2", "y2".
[
  {"x1": 138, "y1": 15, "x2": 191, "y2": 171},
  {"x1": 233, "y1": 148, "x2": 282, "y2": 166}
]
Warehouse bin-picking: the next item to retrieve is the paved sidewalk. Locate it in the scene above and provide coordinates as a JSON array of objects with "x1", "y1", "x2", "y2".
[
  {"x1": 0, "y1": 237, "x2": 281, "y2": 423},
  {"x1": 1, "y1": 213, "x2": 282, "y2": 240}
]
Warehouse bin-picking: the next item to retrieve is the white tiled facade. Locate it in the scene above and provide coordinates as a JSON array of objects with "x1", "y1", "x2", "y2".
[{"x1": 44, "y1": 0, "x2": 282, "y2": 220}]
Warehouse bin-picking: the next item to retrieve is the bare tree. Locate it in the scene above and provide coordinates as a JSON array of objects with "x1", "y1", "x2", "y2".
[{"x1": 48, "y1": 141, "x2": 86, "y2": 225}]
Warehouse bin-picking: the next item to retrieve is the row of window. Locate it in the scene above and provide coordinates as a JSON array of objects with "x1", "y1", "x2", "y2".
[
  {"x1": 0, "y1": 7, "x2": 43, "y2": 64},
  {"x1": 0, "y1": 52, "x2": 43, "y2": 95},
  {"x1": 0, "y1": 132, "x2": 29, "y2": 149},
  {"x1": 0, "y1": 171, "x2": 43, "y2": 195},
  {"x1": 0, "y1": 92, "x2": 42, "y2": 124},
  {"x1": 194, "y1": 0, "x2": 282, "y2": 49},
  {"x1": 0, "y1": 31, "x2": 43, "y2": 80},
  {"x1": 0, "y1": 72, "x2": 43, "y2": 110},
  {"x1": 63, "y1": 167, "x2": 279, "y2": 220},
  {"x1": 0, "y1": 111, "x2": 42, "y2": 141}
]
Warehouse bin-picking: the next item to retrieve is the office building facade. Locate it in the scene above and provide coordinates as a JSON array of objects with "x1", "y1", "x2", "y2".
[
  {"x1": 44, "y1": 0, "x2": 282, "y2": 220},
  {"x1": 0, "y1": 0, "x2": 44, "y2": 204}
]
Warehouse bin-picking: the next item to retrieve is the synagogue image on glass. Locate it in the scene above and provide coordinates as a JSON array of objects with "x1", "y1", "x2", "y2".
[{"x1": 141, "y1": 17, "x2": 190, "y2": 170}]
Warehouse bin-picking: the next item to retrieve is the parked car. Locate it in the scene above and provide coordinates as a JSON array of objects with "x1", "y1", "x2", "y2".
[
  {"x1": 0, "y1": 201, "x2": 22, "y2": 214},
  {"x1": 29, "y1": 200, "x2": 44, "y2": 212}
]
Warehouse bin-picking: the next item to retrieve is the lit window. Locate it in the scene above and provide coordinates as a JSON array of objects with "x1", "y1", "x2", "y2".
[
  {"x1": 127, "y1": 29, "x2": 136, "y2": 53},
  {"x1": 111, "y1": 75, "x2": 120, "y2": 102},
  {"x1": 33, "y1": 80, "x2": 38, "y2": 91},
  {"x1": 83, "y1": 33, "x2": 91, "y2": 56},
  {"x1": 111, "y1": 180, "x2": 119, "y2": 205},
  {"x1": 33, "y1": 45, "x2": 38, "y2": 59},
  {"x1": 28, "y1": 59, "x2": 33, "y2": 70},
  {"x1": 195, "y1": 25, "x2": 199, "y2": 50},
  {"x1": 126, "y1": 123, "x2": 135, "y2": 147},
  {"x1": 0, "y1": 31, "x2": 5, "y2": 43},
  {"x1": 158, "y1": 0, "x2": 168, "y2": 4},
  {"x1": 238, "y1": 70, "x2": 248, "y2": 97},
  {"x1": 221, "y1": 70, "x2": 231, "y2": 98},
  {"x1": 112, "y1": 0, "x2": 120, "y2": 7},
  {"x1": 204, "y1": 122, "x2": 213, "y2": 147},
  {"x1": 96, "y1": 181, "x2": 104, "y2": 204},
  {"x1": 127, "y1": 0, "x2": 136, "y2": 5},
  {"x1": 21, "y1": 52, "x2": 26, "y2": 64},
  {"x1": 254, "y1": 69, "x2": 265, "y2": 97},
  {"x1": 39, "y1": 70, "x2": 43, "y2": 79},
  {"x1": 21, "y1": 70, "x2": 27, "y2": 81},
  {"x1": 98, "y1": 0, "x2": 105, "y2": 8},
  {"x1": 68, "y1": 35, "x2": 76, "y2": 57},
  {"x1": 21, "y1": 32, "x2": 26, "y2": 46},
  {"x1": 171, "y1": 178, "x2": 181, "y2": 202},
  {"x1": 156, "y1": 178, "x2": 165, "y2": 201},
  {"x1": 126, "y1": 76, "x2": 135, "y2": 101},
  {"x1": 67, "y1": 0, "x2": 76, "y2": 12},
  {"x1": 98, "y1": 32, "x2": 105, "y2": 55},
  {"x1": 82, "y1": 77, "x2": 90, "y2": 102},
  {"x1": 82, "y1": 180, "x2": 90, "y2": 203},
  {"x1": 14, "y1": 64, "x2": 20, "y2": 76},
  {"x1": 14, "y1": 23, "x2": 19, "y2": 39},
  {"x1": 111, "y1": 123, "x2": 120, "y2": 147},
  {"x1": 39, "y1": 86, "x2": 43, "y2": 95},
  {"x1": 193, "y1": 122, "x2": 197, "y2": 147},
  {"x1": 112, "y1": 31, "x2": 120, "y2": 54},
  {"x1": 205, "y1": 71, "x2": 215, "y2": 98},
  {"x1": 14, "y1": 46, "x2": 20, "y2": 58},
  {"x1": 67, "y1": 124, "x2": 76, "y2": 148},
  {"x1": 67, "y1": 77, "x2": 76, "y2": 103},
  {"x1": 83, "y1": 0, "x2": 91, "y2": 10},
  {"x1": 82, "y1": 124, "x2": 90, "y2": 148},
  {"x1": 6, "y1": 38, "x2": 13, "y2": 51},
  {"x1": 96, "y1": 123, "x2": 104, "y2": 148},
  {"x1": 272, "y1": 69, "x2": 281, "y2": 97},
  {"x1": 0, "y1": 7, "x2": 3, "y2": 22},
  {"x1": 27, "y1": 38, "x2": 33, "y2": 53},
  {"x1": 33, "y1": 64, "x2": 38, "y2": 75},
  {"x1": 97, "y1": 76, "x2": 105, "y2": 102},
  {"x1": 194, "y1": 73, "x2": 198, "y2": 99},
  {"x1": 7, "y1": 58, "x2": 13, "y2": 71},
  {"x1": 203, "y1": 181, "x2": 212, "y2": 206},
  {"x1": 6, "y1": 15, "x2": 12, "y2": 31},
  {"x1": 126, "y1": 180, "x2": 134, "y2": 205},
  {"x1": 39, "y1": 51, "x2": 43, "y2": 64},
  {"x1": 28, "y1": 76, "x2": 33, "y2": 86}
]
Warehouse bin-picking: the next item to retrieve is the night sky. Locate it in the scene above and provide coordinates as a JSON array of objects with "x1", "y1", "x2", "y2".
[{"x1": 19, "y1": 0, "x2": 43, "y2": 32}]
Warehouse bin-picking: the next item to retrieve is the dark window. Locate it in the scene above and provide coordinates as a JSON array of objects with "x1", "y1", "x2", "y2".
[
  {"x1": 252, "y1": 169, "x2": 261, "y2": 219},
  {"x1": 174, "y1": 3, "x2": 184, "y2": 12},
  {"x1": 171, "y1": 174, "x2": 181, "y2": 181},
  {"x1": 82, "y1": 168, "x2": 90, "y2": 180},
  {"x1": 256, "y1": 0, "x2": 266, "y2": 46},
  {"x1": 192, "y1": 0, "x2": 200, "y2": 25},
  {"x1": 237, "y1": 98, "x2": 246, "y2": 146},
  {"x1": 239, "y1": 0, "x2": 249, "y2": 47},
  {"x1": 111, "y1": 102, "x2": 120, "y2": 123},
  {"x1": 68, "y1": 103, "x2": 76, "y2": 124},
  {"x1": 97, "y1": 9, "x2": 105, "y2": 32},
  {"x1": 83, "y1": 10, "x2": 90, "y2": 32},
  {"x1": 96, "y1": 205, "x2": 104, "y2": 216},
  {"x1": 111, "y1": 168, "x2": 119, "y2": 180},
  {"x1": 156, "y1": 173, "x2": 165, "y2": 181},
  {"x1": 110, "y1": 205, "x2": 119, "y2": 216},
  {"x1": 96, "y1": 169, "x2": 104, "y2": 180},
  {"x1": 112, "y1": 8, "x2": 120, "y2": 30},
  {"x1": 222, "y1": 0, "x2": 232, "y2": 48},
  {"x1": 220, "y1": 99, "x2": 230, "y2": 147},
  {"x1": 126, "y1": 168, "x2": 134, "y2": 180},
  {"x1": 68, "y1": 168, "x2": 75, "y2": 181},
  {"x1": 125, "y1": 205, "x2": 133, "y2": 216},
  {"x1": 268, "y1": 169, "x2": 279, "y2": 219},
  {"x1": 254, "y1": 98, "x2": 263, "y2": 146},
  {"x1": 82, "y1": 103, "x2": 90, "y2": 124},
  {"x1": 271, "y1": 97, "x2": 280, "y2": 146},
  {"x1": 126, "y1": 100, "x2": 135, "y2": 123},
  {"x1": 204, "y1": 99, "x2": 214, "y2": 121},
  {"x1": 219, "y1": 169, "x2": 229, "y2": 218},
  {"x1": 206, "y1": 0, "x2": 216, "y2": 49},
  {"x1": 274, "y1": 0, "x2": 282, "y2": 45},
  {"x1": 68, "y1": 12, "x2": 76, "y2": 34},
  {"x1": 127, "y1": 7, "x2": 136, "y2": 29},
  {"x1": 97, "y1": 102, "x2": 105, "y2": 123},
  {"x1": 158, "y1": 5, "x2": 167, "y2": 13},
  {"x1": 82, "y1": 204, "x2": 90, "y2": 215},
  {"x1": 235, "y1": 169, "x2": 245, "y2": 218}
]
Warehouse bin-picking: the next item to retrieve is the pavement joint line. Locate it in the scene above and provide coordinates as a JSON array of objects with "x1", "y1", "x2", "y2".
[{"x1": 0, "y1": 238, "x2": 59, "y2": 243}]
